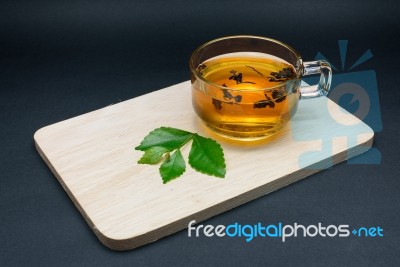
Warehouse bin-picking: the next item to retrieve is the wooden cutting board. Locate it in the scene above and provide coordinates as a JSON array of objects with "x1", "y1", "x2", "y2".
[{"x1": 34, "y1": 81, "x2": 373, "y2": 250}]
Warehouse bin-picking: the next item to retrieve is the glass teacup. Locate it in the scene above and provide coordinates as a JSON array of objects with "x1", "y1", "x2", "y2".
[{"x1": 190, "y1": 35, "x2": 332, "y2": 140}]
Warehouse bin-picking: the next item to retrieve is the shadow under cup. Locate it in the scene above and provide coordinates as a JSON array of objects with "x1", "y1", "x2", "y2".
[{"x1": 189, "y1": 35, "x2": 331, "y2": 140}]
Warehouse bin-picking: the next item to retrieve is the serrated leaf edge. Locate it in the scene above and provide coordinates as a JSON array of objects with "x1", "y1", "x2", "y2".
[
  {"x1": 135, "y1": 127, "x2": 227, "y2": 183},
  {"x1": 135, "y1": 126, "x2": 193, "y2": 151},
  {"x1": 188, "y1": 134, "x2": 226, "y2": 178},
  {"x1": 137, "y1": 146, "x2": 169, "y2": 165},
  {"x1": 159, "y1": 149, "x2": 186, "y2": 184}
]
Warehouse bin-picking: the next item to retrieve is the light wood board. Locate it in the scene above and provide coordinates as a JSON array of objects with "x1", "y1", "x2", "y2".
[{"x1": 34, "y1": 80, "x2": 374, "y2": 250}]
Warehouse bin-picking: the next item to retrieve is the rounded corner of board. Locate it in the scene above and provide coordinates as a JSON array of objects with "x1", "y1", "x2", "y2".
[
  {"x1": 33, "y1": 126, "x2": 49, "y2": 143},
  {"x1": 362, "y1": 125, "x2": 375, "y2": 146},
  {"x1": 95, "y1": 230, "x2": 151, "y2": 251}
]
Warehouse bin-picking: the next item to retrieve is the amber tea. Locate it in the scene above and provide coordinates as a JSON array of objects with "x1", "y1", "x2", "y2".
[
  {"x1": 190, "y1": 36, "x2": 332, "y2": 140},
  {"x1": 192, "y1": 52, "x2": 301, "y2": 139}
]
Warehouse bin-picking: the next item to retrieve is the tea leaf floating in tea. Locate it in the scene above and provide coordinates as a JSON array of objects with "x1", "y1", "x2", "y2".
[
  {"x1": 229, "y1": 70, "x2": 255, "y2": 84},
  {"x1": 135, "y1": 127, "x2": 226, "y2": 183},
  {"x1": 245, "y1": 65, "x2": 265, "y2": 77},
  {"x1": 272, "y1": 89, "x2": 287, "y2": 103},
  {"x1": 212, "y1": 98, "x2": 223, "y2": 110},
  {"x1": 253, "y1": 94, "x2": 275, "y2": 109},
  {"x1": 268, "y1": 67, "x2": 295, "y2": 82},
  {"x1": 222, "y1": 89, "x2": 242, "y2": 103}
]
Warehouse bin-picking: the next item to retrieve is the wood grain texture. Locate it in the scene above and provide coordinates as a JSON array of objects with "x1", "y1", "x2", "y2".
[{"x1": 34, "y1": 80, "x2": 374, "y2": 250}]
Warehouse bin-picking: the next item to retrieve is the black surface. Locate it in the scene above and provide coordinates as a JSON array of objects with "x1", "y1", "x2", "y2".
[{"x1": 1, "y1": 0, "x2": 400, "y2": 266}]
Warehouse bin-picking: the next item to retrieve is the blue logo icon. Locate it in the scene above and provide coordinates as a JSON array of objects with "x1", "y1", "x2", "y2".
[{"x1": 297, "y1": 40, "x2": 382, "y2": 167}]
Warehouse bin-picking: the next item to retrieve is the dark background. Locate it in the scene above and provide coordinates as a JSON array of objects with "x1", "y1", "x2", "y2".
[{"x1": 1, "y1": 0, "x2": 400, "y2": 266}]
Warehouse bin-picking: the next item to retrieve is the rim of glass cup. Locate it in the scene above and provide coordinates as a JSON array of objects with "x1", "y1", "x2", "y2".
[{"x1": 189, "y1": 35, "x2": 304, "y2": 92}]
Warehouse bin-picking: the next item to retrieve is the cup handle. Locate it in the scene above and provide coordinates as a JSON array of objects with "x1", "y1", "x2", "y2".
[{"x1": 300, "y1": 60, "x2": 332, "y2": 98}]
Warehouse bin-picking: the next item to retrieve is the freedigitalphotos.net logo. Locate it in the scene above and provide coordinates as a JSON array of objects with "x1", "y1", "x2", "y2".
[
  {"x1": 188, "y1": 220, "x2": 383, "y2": 243},
  {"x1": 298, "y1": 40, "x2": 382, "y2": 168}
]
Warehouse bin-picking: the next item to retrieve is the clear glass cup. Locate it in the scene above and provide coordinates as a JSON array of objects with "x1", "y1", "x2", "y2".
[{"x1": 189, "y1": 35, "x2": 332, "y2": 140}]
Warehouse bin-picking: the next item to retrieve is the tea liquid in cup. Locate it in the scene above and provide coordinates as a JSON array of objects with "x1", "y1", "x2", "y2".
[{"x1": 190, "y1": 36, "x2": 332, "y2": 140}]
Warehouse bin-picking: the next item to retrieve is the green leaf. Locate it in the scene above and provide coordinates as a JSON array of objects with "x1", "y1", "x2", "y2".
[
  {"x1": 159, "y1": 149, "x2": 186, "y2": 183},
  {"x1": 138, "y1": 146, "x2": 169, "y2": 165},
  {"x1": 135, "y1": 127, "x2": 193, "y2": 151},
  {"x1": 135, "y1": 127, "x2": 227, "y2": 183},
  {"x1": 188, "y1": 134, "x2": 226, "y2": 178}
]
